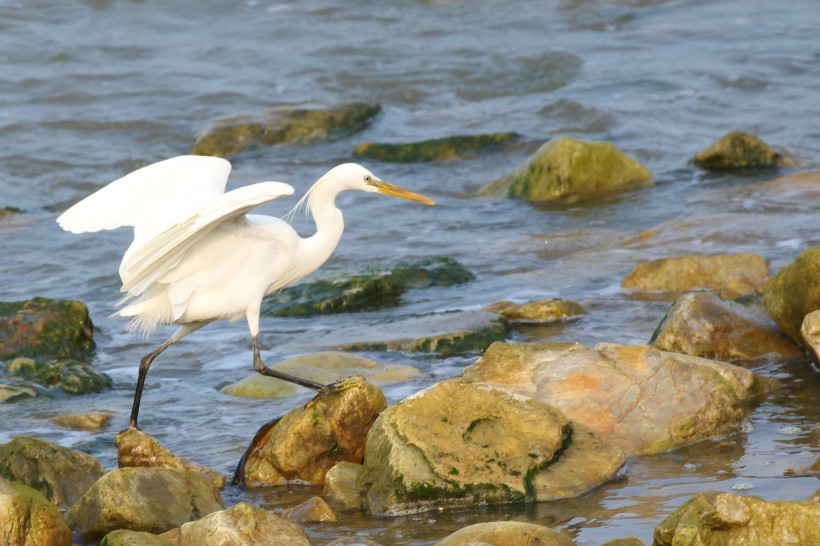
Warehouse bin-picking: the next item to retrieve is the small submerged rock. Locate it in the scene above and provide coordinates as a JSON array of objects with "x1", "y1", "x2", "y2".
[
  {"x1": 0, "y1": 297, "x2": 94, "y2": 360},
  {"x1": 191, "y1": 102, "x2": 381, "y2": 157},
  {"x1": 653, "y1": 491, "x2": 820, "y2": 546},
  {"x1": 3, "y1": 357, "x2": 112, "y2": 395},
  {"x1": 763, "y1": 246, "x2": 820, "y2": 343},
  {"x1": 0, "y1": 476, "x2": 72, "y2": 546},
  {"x1": 621, "y1": 253, "x2": 768, "y2": 298},
  {"x1": 486, "y1": 298, "x2": 584, "y2": 323},
  {"x1": 322, "y1": 461, "x2": 363, "y2": 511},
  {"x1": 49, "y1": 411, "x2": 115, "y2": 430},
  {"x1": 481, "y1": 137, "x2": 652, "y2": 202},
  {"x1": 353, "y1": 132, "x2": 521, "y2": 163},
  {"x1": 100, "y1": 530, "x2": 175, "y2": 546},
  {"x1": 241, "y1": 376, "x2": 385, "y2": 486},
  {"x1": 434, "y1": 521, "x2": 575, "y2": 546},
  {"x1": 692, "y1": 131, "x2": 795, "y2": 170},
  {"x1": 650, "y1": 290, "x2": 802, "y2": 362},
  {"x1": 282, "y1": 496, "x2": 338, "y2": 523}
]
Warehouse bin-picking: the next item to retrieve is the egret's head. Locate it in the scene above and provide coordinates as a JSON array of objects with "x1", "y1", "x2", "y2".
[{"x1": 329, "y1": 163, "x2": 435, "y2": 205}]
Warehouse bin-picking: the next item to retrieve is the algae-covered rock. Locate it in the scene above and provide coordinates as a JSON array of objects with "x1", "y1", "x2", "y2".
[
  {"x1": 653, "y1": 491, "x2": 820, "y2": 546},
  {"x1": 650, "y1": 291, "x2": 802, "y2": 361},
  {"x1": 359, "y1": 379, "x2": 624, "y2": 516},
  {"x1": 0, "y1": 379, "x2": 51, "y2": 403},
  {"x1": 101, "y1": 530, "x2": 176, "y2": 546},
  {"x1": 0, "y1": 206, "x2": 24, "y2": 218},
  {"x1": 66, "y1": 467, "x2": 224, "y2": 542},
  {"x1": 435, "y1": 521, "x2": 575, "y2": 546},
  {"x1": 191, "y1": 102, "x2": 381, "y2": 157},
  {"x1": 221, "y1": 352, "x2": 419, "y2": 398},
  {"x1": 622, "y1": 253, "x2": 768, "y2": 298},
  {"x1": 322, "y1": 461, "x2": 363, "y2": 511},
  {"x1": 4, "y1": 357, "x2": 112, "y2": 395},
  {"x1": 763, "y1": 246, "x2": 820, "y2": 343},
  {"x1": 0, "y1": 435, "x2": 105, "y2": 511},
  {"x1": 482, "y1": 137, "x2": 651, "y2": 202},
  {"x1": 486, "y1": 299, "x2": 584, "y2": 323},
  {"x1": 692, "y1": 131, "x2": 794, "y2": 170},
  {"x1": 241, "y1": 376, "x2": 386, "y2": 486},
  {"x1": 353, "y1": 132, "x2": 520, "y2": 163},
  {"x1": 282, "y1": 496, "x2": 338, "y2": 523},
  {"x1": 50, "y1": 411, "x2": 115, "y2": 430},
  {"x1": 115, "y1": 429, "x2": 226, "y2": 488},
  {"x1": 160, "y1": 502, "x2": 310, "y2": 546},
  {"x1": 0, "y1": 297, "x2": 94, "y2": 360},
  {"x1": 263, "y1": 257, "x2": 474, "y2": 317},
  {"x1": 463, "y1": 342, "x2": 774, "y2": 455},
  {"x1": 0, "y1": 476, "x2": 72, "y2": 546}
]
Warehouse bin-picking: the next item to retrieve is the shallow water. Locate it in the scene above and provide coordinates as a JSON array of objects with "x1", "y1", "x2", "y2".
[{"x1": 1, "y1": 0, "x2": 818, "y2": 544}]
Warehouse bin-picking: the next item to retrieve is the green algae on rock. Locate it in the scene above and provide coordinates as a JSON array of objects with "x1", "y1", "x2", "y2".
[
  {"x1": 692, "y1": 131, "x2": 795, "y2": 170},
  {"x1": 4, "y1": 357, "x2": 112, "y2": 395},
  {"x1": 481, "y1": 137, "x2": 651, "y2": 202},
  {"x1": 486, "y1": 298, "x2": 584, "y2": 324},
  {"x1": 763, "y1": 246, "x2": 820, "y2": 344},
  {"x1": 191, "y1": 102, "x2": 381, "y2": 157},
  {"x1": 353, "y1": 132, "x2": 520, "y2": 163},
  {"x1": 0, "y1": 477, "x2": 72, "y2": 546},
  {"x1": 0, "y1": 297, "x2": 94, "y2": 361}
]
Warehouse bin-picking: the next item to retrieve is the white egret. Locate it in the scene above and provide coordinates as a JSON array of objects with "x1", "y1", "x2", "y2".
[{"x1": 57, "y1": 155, "x2": 435, "y2": 430}]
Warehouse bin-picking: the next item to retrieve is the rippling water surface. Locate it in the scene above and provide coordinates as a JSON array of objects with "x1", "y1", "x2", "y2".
[{"x1": 1, "y1": 0, "x2": 818, "y2": 544}]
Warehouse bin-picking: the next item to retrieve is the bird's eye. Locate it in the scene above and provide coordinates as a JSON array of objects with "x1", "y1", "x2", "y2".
[{"x1": 364, "y1": 175, "x2": 372, "y2": 184}]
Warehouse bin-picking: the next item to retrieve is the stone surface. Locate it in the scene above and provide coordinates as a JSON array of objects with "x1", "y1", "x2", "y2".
[
  {"x1": 50, "y1": 411, "x2": 116, "y2": 430},
  {"x1": 621, "y1": 253, "x2": 768, "y2": 297},
  {"x1": 323, "y1": 539, "x2": 383, "y2": 546},
  {"x1": 601, "y1": 538, "x2": 645, "y2": 546},
  {"x1": 101, "y1": 530, "x2": 176, "y2": 546},
  {"x1": 3, "y1": 357, "x2": 112, "y2": 395},
  {"x1": 0, "y1": 435, "x2": 105, "y2": 511},
  {"x1": 282, "y1": 495, "x2": 338, "y2": 523},
  {"x1": 191, "y1": 102, "x2": 381, "y2": 157},
  {"x1": 221, "y1": 352, "x2": 419, "y2": 398},
  {"x1": 0, "y1": 379, "x2": 50, "y2": 403},
  {"x1": 0, "y1": 476, "x2": 72, "y2": 546},
  {"x1": 434, "y1": 521, "x2": 575, "y2": 546},
  {"x1": 241, "y1": 376, "x2": 386, "y2": 485},
  {"x1": 359, "y1": 379, "x2": 624, "y2": 516},
  {"x1": 650, "y1": 291, "x2": 802, "y2": 361},
  {"x1": 486, "y1": 299, "x2": 584, "y2": 323},
  {"x1": 322, "y1": 461, "x2": 363, "y2": 511},
  {"x1": 801, "y1": 310, "x2": 820, "y2": 363},
  {"x1": 0, "y1": 297, "x2": 94, "y2": 360},
  {"x1": 160, "y1": 502, "x2": 310, "y2": 546},
  {"x1": 65, "y1": 467, "x2": 224, "y2": 542},
  {"x1": 763, "y1": 246, "x2": 820, "y2": 343},
  {"x1": 653, "y1": 491, "x2": 820, "y2": 546},
  {"x1": 353, "y1": 132, "x2": 520, "y2": 163},
  {"x1": 116, "y1": 429, "x2": 226, "y2": 488},
  {"x1": 462, "y1": 342, "x2": 774, "y2": 455},
  {"x1": 692, "y1": 131, "x2": 794, "y2": 170},
  {"x1": 482, "y1": 137, "x2": 651, "y2": 202}
]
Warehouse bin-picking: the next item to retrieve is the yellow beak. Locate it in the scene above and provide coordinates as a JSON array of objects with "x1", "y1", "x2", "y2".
[{"x1": 373, "y1": 180, "x2": 436, "y2": 205}]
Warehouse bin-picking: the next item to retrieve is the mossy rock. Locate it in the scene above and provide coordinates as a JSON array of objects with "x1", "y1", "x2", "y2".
[
  {"x1": 0, "y1": 379, "x2": 51, "y2": 403},
  {"x1": 763, "y1": 246, "x2": 820, "y2": 343},
  {"x1": 4, "y1": 357, "x2": 112, "y2": 395},
  {"x1": 263, "y1": 257, "x2": 474, "y2": 317},
  {"x1": 192, "y1": 102, "x2": 382, "y2": 157},
  {"x1": 0, "y1": 297, "x2": 95, "y2": 361},
  {"x1": 353, "y1": 132, "x2": 520, "y2": 163},
  {"x1": 693, "y1": 131, "x2": 794, "y2": 170},
  {"x1": 0, "y1": 206, "x2": 24, "y2": 218},
  {"x1": 481, "y1": 137, "x2": 652, "y2": 202},
  {"x1": 0, "y1": 477, "x2": 72, "y2": 546}
]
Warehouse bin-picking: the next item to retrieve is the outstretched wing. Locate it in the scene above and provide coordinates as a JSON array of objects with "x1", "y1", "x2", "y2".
[
  {"x1": 57, "y1": 155, "x2": 233, "y2": 246},
  {"x1": 119, "y1": 181, "x2": 295, "y2": 296}
]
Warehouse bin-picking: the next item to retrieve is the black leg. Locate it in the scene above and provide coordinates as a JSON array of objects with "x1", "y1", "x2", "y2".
[
  {"x1": 251, "y1": 335, "x2": 325, "y2": 391},
  {"x1": 129, "y1": 338, "x2": 175, "y2": 430}
]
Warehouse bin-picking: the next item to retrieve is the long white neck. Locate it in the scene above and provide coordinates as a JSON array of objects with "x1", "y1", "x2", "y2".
[{"x1": 294, "y1": 178, "x2": 346, "y2": 275}]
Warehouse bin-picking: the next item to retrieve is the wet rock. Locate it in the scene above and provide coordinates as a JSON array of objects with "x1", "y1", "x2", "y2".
[
  {"x1": 486, "y1": 299, "x2": 584, "y2": 323},
  {"x1": 801, "y1": 310, "x2": 820, "y2": 363},
  {"x1": 66, "y1": 467, "x2": 224, "y2": 542},
  {"x1": 763, "y1": 246, "x2": 820, "y2": 343},
  {"x1": 359, "y1": 379, "x2": 624, "y2": 516},
  {"x1": 4, "y1": 357, "x2": 112, "y2": 395},
  {"x1": 50, "y1": 410, "x2": 115, "y2": 430},
  {"x1": 0, "y1": 379, "x2": 50, "y2": 403},
  {"x1": 600, "y1": 538, "x2": 645, "y2": 546},
  {"x1": 264, "y1": 257, "x2": 474, "y2": 317},
  {"x1": 282, "y1": 496, "x2": 338, "y2": 523},
  {"x1": 621, "y1": 253, "x2": 768, "y2": 298},
  {"x1": 353, "y1": 132, "x2": 520, "y2": 163},
  {"x1": 481, "y1": 137, "x2": 651, "y2": 202},
  {"x1": 101, "y1": 530, "x2": 175, "y2": 546},
  {"x1": 116, "y1": 429, "x2": 226, "y2": 488},
  {"x1": 336, "y1": 311, "x2": 508, "y2": 357},
  {"x1": 160, "y1": 502, "x2": 310, "y2": 546},
  {"x1": 692, "y1": 131, "x2": 794, "y2": 170},
  {"x1": 0, "y1": 206, "x2": 24, "y2": 218},
  {"x1": 0, "y1": 435, "x2": 105, "y2": 511},
  {"x1": 221, "y1": 352, "x2": 419, "y2": 398},
  {"x1": 0, "y1": 297, "x2": 94, "y2": 360},
  {"x1": 241, "y1": 376, "x2": 385, "y2": 486},
  {"x1": 462, "y1": 342, "x2": 774, "y2": 455},
  {"x1": 650, "y1": 291, "x2": 802, "y2": 361},
  {"x1": 324, "y1": 539, "x2": 382, "y2": 546},
  {"x1": 191, "y1": 102, "x2": 381, "y2": 157},
  {"x1": 653, "y1": 491, "x2": 820, "y2": 546},
  {"x1": 434, "y1": 521, "x2": 575, "y2": 546},
  {"x1": 322, "y1": 461, "x2": 363, "y2": 511},
  {"x1": 0, "y1": 477, "x2": 72, "y2": 546}
]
